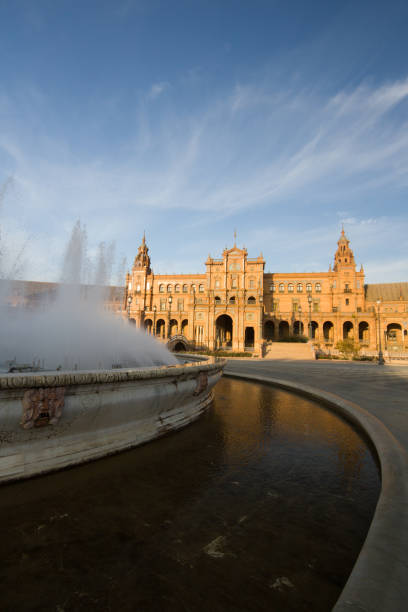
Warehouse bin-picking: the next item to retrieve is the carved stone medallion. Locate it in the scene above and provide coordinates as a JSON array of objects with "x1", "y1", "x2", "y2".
[{"x1": 21, "y1": 387, "x2": 65, "y2": 429}]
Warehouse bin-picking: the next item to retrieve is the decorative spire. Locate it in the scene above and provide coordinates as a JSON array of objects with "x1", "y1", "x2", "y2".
[
  {"x1": 234, "y1": 229, "x2": 237, "y2": 247},
  {"x1": 133, "y1": 234, "x2": 151, "y2": 273},
  {"x1": 333, "y1": 229, "x2": 355, "y2": 271}
]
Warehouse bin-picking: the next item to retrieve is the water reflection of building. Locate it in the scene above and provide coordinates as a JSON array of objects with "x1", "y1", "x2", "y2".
[
  {"x1": 216, "y1": 379, "x2": 368, "y2": 490},
  {"x1": 124, "y1": 231, "x2": 408, "y2": 353}
]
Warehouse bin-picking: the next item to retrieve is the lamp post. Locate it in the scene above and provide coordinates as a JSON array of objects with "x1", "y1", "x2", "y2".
[
  {"x1": 259, "y1": 295, "x2": 263, "y2": 353},
  {"x1": 153, "y1": 305, "x2": 157, "y2": 336},
  {"x1": 377, "y1": 299, "x2": 385, "y2": 365},
  {"x1": 144, "y1": 306, "x2": 148, "y2": 332},
  {"x1": 298, "y1": 305, "x2": 302, "y2": 336},
  {"x1": 168, "y1": 295, "x2": 173, "y2": 338},
  {"x1": 192, "y1": 285, "x2": 196, "y2": 347},
  {"x1": 127, "y1": 295, "x2": 132, "y2": 320},
  {"x1": 307, "y1": 294, "x2": 312, "y2": 340}
]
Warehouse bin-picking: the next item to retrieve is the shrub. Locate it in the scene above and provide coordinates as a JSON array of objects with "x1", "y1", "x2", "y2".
[
  {"x1": 275, "y1": 335, "x2": 308, "y2": 343},
  {"x1": 180, "y1": 350, "x2": 252, "y2": 358},
  {"x1": 335, "y1": 339, "x2": 361, "y2": 359}
]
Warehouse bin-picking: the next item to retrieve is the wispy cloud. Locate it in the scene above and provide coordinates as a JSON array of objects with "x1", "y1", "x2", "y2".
[
  {"x1": 1, "y1": 76, "x2": 408, "y2": 280},
  {"x1": 147, "y1": 81, "x2": 170, "y2": 100}
]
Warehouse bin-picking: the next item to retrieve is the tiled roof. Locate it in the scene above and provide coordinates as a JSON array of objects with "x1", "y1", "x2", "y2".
[
  {"x1": 0, "y1": 279, "x2": 124, "y2": 301},
  {"x1": 365, "y1": 283, "x2": 408, "y2": 302}
]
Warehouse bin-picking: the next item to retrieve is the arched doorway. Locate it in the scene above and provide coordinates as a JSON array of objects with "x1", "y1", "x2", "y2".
[
  {"x1": 174, "y1": 341, "x2": 187, "y2": 352},
  {"x1": 323, "y1": 321, "x2": 334, "y2": 343},
  {"x1": 279, "y1": 321, "x2": 289, "y2": 339},
  {"x1": 358, "y1": 321, "x2": 369, "y2": 344},
  {"x1": 244, "y1": 326, "x2": 254, "y2": 348},
  {"x1": 215, "y1": 314, "x2": 233, "y2": 348},
  {"x1": 156, "y1": 319, "x2": 166, "y2": 338},
  {"x1": 343, "y1": 321, "x2": 354, "y2": 339},
  {"x1": 169, "y1": 319, "x2": 178, "y2": 336},
  {"x1": 144, "y1": 318, "x2": 153, "y2": 334},
  {"x1": 264, "y1": 320, "x2": 275, "y2": 341}
]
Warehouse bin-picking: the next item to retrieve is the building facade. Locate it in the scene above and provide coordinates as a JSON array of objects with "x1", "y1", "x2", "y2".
[{"x1": 124, "y1": 231, "x2": 408, "y2": 355}]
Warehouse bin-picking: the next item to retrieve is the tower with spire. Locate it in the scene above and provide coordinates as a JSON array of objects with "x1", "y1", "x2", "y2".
[
  {"x1": 330, "y1": 228, "x2": 365, "y2": 313},
  {"x1": 132, "y1": 232, "x2": 151, "y2": 274},
  {"x1": 333, "y1": 227, "x2": 356, "y2": 271},
  {"x1": 124, "y1": 234, "x2": 154, "y2": 323}
]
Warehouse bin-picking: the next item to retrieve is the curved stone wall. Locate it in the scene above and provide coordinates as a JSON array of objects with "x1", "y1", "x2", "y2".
[{"x1": 0, "y1": 357, "x2": 225, "y2": 483}]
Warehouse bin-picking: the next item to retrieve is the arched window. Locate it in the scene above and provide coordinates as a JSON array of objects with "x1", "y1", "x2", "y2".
[
  {"x1": 215, "y1": 278, "x2": 221, "y2": 289},
  {"x1": 214, "y1": 296, "x2": 221, "y2": 304},
  {"x1": 182, "y1": 284, "x2": 188, "y2": 293},
  {"x1": 159, "y1": 284, "x2": 164, "y2": 293},
  {"x1": 167, "y1": 284, "x2": 172, "y2": 293},
  {"x1": 199, "y1": 284, "x2": 204, "y2": 293},
  {"x1": 306, "y1": 283, "x2": 312, "y2": 293},
  {"x1": 247, "y1": 296, "x2": 256, "y2": 304},
  {"x1": 297, "y1": 283, "x2": 303, "y2": 293},
  {"x1": 288, "y1": 283, "x2": 294, "y2": 293},
  {"x1": 315, "y1": 283, "x2": 321, "y2": 293},
  {"x1": 191, "y1": 284, "x2": 196, "y2": 293},
  {"x1": 175, "y1": 284, "x2": 181, "y2": 293},
  {"x1": 279, "y1": 283, "x2": 285, "y2": 293},
  {"x1": 270, "y1": 284, "x2": 275, "y2": 292},
  {"x1": 249, "y1": 278, "x2": 255, "y2": 289},
  {"x1": 229, "y1": 296, "x2": 236, "y2": 304}
]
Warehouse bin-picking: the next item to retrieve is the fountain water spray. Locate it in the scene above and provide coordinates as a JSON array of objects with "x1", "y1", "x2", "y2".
[{"x1": 0, "y1": 218, "x2": 177, "y2": 370}]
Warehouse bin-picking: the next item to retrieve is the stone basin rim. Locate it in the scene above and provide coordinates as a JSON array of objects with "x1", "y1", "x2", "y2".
[
  {"x1": 224, "y1": 370, "x2": 408, "y2": 612},
  {"x1": 0, "y1": 356, "x2": 226, "y2": 389}
]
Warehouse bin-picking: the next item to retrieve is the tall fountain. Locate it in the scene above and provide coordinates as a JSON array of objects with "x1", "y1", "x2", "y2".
[{"x1": 0, "y1": 220, "x2": 225, "y2": 483}]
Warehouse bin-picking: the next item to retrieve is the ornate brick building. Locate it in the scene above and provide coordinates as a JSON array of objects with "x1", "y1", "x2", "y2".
[{"x1": 124, "y1": 231, "x2": 408, "y2": 355}]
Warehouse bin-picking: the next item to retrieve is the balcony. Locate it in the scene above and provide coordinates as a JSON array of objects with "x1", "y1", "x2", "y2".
[{"x1": 344, "y1": 288, "x2": 352, "y2": 294}]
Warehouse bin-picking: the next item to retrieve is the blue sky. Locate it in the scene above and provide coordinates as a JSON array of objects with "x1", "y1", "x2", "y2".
[{"x1": 1, "y1": 0, "x2": 408, "y2": 283}]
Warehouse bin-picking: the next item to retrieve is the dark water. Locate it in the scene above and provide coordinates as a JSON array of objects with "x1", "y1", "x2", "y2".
[{"x1": 0, "y1": 378, "x2": 380, "y2": 612}]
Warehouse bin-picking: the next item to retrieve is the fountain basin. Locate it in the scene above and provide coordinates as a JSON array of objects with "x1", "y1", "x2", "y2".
[{"x1": 0, "y1": 356, "x2": 225, "y2": 483}]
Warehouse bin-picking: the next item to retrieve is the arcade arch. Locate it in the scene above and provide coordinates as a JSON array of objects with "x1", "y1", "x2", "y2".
[
  {"x1": 181, "y1": 319, "x2": 189, "y2": 336},
  {"x1": 386, "y1": 323, "x2": 403, "y2": 346},
  {"x1": 323, "y1": 321, "x2": 334, "y2": 342},
  {"x1": 279, "y1": 321, "x2": 290, "y2": 339},
  {"x1": 358, "y1": 322, "x2": 369, "y2": 344},
  {"x1": 169, "y1": 319, "x2": 178, "y2": 336},
  {"x1": 343, "y1": 321, "x2": 354, "y2": 339},
  {"x1": 293, "y1": 320, "x2": 304, "y2": 336},
  {"x1": 244, "y1": 327, "x2": 254, "y2": 347},
  {"x1": 264, "y1": 320, "x2": 275, "y2": 340},
  {"x1": 156, "y1": 319, "x2": 166, "y2": 338},
  {"x1": 216, "y1": 314, "x2": 233, "y2": 348},
  {"x1": 144, "y1": 318, "x2": 153, "y2": 334}
]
